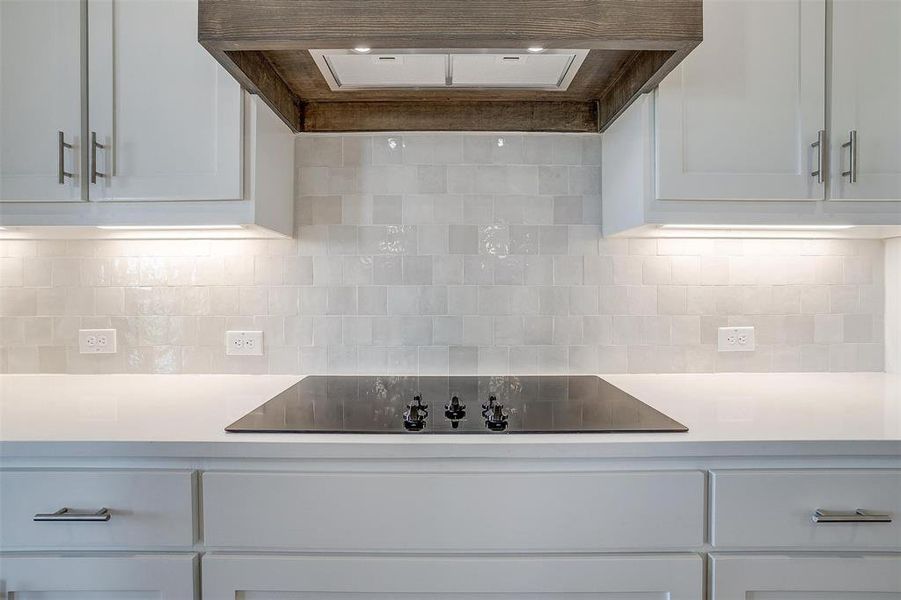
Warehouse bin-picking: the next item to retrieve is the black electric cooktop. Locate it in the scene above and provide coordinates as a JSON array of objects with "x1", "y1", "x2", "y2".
[{"x1": 226, "y1": 376, "x2": 687, "y2": 434}]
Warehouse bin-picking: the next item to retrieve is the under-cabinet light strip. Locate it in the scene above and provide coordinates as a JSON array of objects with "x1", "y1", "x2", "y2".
[
  {"x1": 96, "y1": 225, "x2": 245, "y2": 231},
  {"x1": 659, "y1": 224, "x2": 855, "y2": 231}
]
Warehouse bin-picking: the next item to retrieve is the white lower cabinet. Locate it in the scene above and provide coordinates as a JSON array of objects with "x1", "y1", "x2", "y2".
[
  {"x1": 0, "y1": 553, "x2": 197, "y2": 599},
  {"x1": 710, "y1": 554, "x2": 901, "y2": 598},
  {"x1": 4, "y1": 463, "x2": 899, "y2": 598},
  {"x1": 202, "y1": 554, "x2": 703, "y2": 600}
]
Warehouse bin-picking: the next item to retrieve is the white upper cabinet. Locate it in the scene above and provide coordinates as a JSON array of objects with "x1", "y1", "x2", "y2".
[
  {"x1": 87, "y1": 0, "x2": 242, "y2": 201},
  {"x1": 830, "y1": 0, "x2": 901, "y2": 201},
  {"x1": 656, "y1": 0, "x2": 826, "y2": 201},
  {"x1": 0, "y1": 0, "x2": 292, "y2": 236},
  {"x1": 602, "y1": 0, "x2": 901, "y2": 235},
  {"x1": 0, "y1": 0, "x2": 82, "y2": 202}
]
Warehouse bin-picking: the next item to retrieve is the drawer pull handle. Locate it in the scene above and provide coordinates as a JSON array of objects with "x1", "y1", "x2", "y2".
[
  {"x1": 813, "y1": 509, "x2": 891, "y2": 524},
  {"x1": 33, "y1": 507, "x2": 111, "y2": 522}
]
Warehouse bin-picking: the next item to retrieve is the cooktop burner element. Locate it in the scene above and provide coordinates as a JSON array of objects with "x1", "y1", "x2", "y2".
[{"x1": 225, "y1": 376, "x2": 688, "y2": 434}]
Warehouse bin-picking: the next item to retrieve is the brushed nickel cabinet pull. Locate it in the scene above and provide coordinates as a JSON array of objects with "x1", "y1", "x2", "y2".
[
  {"x1": 58, "y1": 131, "x2": 73, "y2": 184},
  {"x1": 91, "y1": 131, "x2": 106, "y2": 184},
  {"x1": 34, "y1": 507, "x2": 111, "y2": 522},
  {"x1": 810, "y1": 129, "x2": 825, "y2": 183},
  {"x1": 841, "y1": 130, "x2": 857, "y2": 183},
  {"x1": 813, "y1": 508, "x2": 891, "y2": 523}
]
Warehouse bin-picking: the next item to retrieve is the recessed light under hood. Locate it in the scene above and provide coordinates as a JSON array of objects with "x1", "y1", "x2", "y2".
[{"x1": 198, "y1": 0, "x2": 703, "y2": 133}]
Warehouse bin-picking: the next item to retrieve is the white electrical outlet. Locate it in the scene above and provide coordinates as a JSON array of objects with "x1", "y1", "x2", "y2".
[
  {"x1": 717, "y1": 326, "x2": 755, "y2": 352},
  {"x1": 225, "y1": 330, "x2": 264, "y2": 356},
  {"x1": 78, "y1": 329, "x2": 117, "y2": 354}
]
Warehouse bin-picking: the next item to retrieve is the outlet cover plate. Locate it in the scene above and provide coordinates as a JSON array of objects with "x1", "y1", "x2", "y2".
[
  {"x1": 717, "y1": 326, "x2": 755, "y2": 352},
  {"x1": 79, "y1": 329, "x2": 117, "y2": 354},
  {"x1": 226, "y1": 330, "x2": 264, "y2": 356}
]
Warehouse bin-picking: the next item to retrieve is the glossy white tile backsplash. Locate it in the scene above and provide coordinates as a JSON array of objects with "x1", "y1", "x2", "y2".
[
  {"x1": 0, "y1": 134, "x2": 886, "y2": 374},
  {"x1": 887, "y1": 238, "x2": 901, "y2": 374}
]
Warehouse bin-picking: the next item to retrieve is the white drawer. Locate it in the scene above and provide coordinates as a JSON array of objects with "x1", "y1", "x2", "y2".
[
  {"x1": 710, "y1": 554, "x2": 901, "y2": 597},
  {"x1": 202, "y1": 470, "x2": 705, "y2": 551},
  {"x1": 0, "y1": 469, "x2": 195, "y2": 549},
  {"x1": 0, "y1": 554, "x2": 197, "y2": 599},
  {"x1": 203, "y1": 554, "x2": 703, "y2": 599},
  {"x1": 711, "y1": 469, "x2": 901, "y2": 549}
]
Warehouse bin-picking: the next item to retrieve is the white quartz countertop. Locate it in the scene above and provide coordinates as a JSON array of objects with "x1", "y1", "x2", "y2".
[{"x1": 1, "y1": 373, "x2": 899, "y2": 459}]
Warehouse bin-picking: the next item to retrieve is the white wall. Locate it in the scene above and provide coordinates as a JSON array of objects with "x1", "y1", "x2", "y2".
[{"x1": 886, "y1": 238, "x2": 901, "y2": 373}]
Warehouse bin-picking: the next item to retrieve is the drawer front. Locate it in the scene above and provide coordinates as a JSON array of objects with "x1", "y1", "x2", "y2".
[
  {"x1": 0, "y1": 469, "x2": 195, "y2": 549},
  {"x1": 0, "y1": 553, "x2": 197, "y2": 599},
  {"x1": 710, "y1": 554, "x2": 901, "y2": 597},
  {"x1": 203, "y1": 470, "x2": 705, "y2": 551},
  {"x1": 203, "y1": 554, "x2": 703, "y2": 599},
  {"x1": 711, "y1": 469, "x2": 901, "y2": 549}
]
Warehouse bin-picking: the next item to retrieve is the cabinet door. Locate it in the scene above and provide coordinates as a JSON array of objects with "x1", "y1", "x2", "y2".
[
  {"x1": 710, "y1": 554, "x2": 901, "y2": 599},
  {"x1": 203, "y1": 554, "x2": 703, "y2": 600},
  {"x1": 0, "y1": 0, "x2": 82, "y2": 202},
  {"x1": 0, "y1": 554, "x2": 196, "y2": 599},
  {"x1": 87, "y1": 0, "x2": 241, "y2": 201},
  {"x1": 656, "y1": 0, "x2": 826, "y2": 201},
  {"x1": 830, "y1": 0, "x2": 901, "y2": 201}
]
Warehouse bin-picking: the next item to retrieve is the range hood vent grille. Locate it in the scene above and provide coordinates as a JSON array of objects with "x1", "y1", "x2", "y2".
[{"x1": 311, "y1": 49, "x2": 589, "y2": 92}]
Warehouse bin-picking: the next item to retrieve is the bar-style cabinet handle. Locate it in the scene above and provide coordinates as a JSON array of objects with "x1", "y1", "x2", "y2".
[
  {"x1": 812, "y1": 508, "x2": 891, "y2": 523},
  {"x1": 58, "y1": 131, "x2": 73, "y2": 184},
  {"x1": 841, "y1": 130, "x2": 857, "y2": 183},
  {"x1": 91, "y1": 131, "x2": 106, "y2": 184},
  {"x1": 33, "y1": 507, "x2": 111, "y2": 522},
  {"x1": 810, "y1": 129, "x2": 825, "y2": 183}
]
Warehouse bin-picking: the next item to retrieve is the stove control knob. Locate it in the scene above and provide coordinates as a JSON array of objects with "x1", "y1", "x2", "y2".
[
  {"x1": 444, "y1": 396, "x2": 466, "y2": 420},
  {"x1": 482, "y1": 395, "x2": 508, "y2": 432},
  {"x1": 403, "y1": 395, "x2": 429, "y2": 432}
]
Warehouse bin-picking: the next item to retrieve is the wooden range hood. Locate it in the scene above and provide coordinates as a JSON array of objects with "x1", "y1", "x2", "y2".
[{"x1": 198, "y1": 0, "x2": 702, "y2": 133}]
